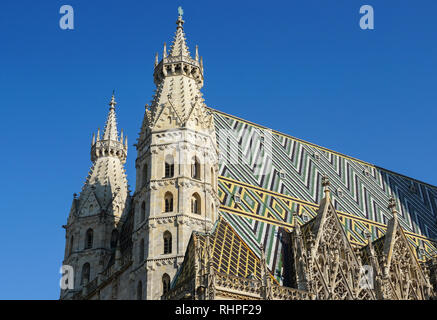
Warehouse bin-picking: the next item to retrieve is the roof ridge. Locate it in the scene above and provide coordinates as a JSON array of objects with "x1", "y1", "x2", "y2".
[{"x1": 210, "y1": 107, "x2": 437, "y2": 189}]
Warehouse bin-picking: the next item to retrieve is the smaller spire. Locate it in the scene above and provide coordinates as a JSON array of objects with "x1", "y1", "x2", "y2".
[
  {"x1": 195, "y1": 45, "x2": 199, "y2": 61},
  {"x1": 163, "y1": 42, "x2": 167, "y2": 58},
  {"x1": 388, "y1": 196, "x2": 398, "y2": 220},
  {"x1": 321, "y1": 175, "x2": 331, "y2": 202},
  {"x1": 155, "y1": 52, "x2": 159, "y2": 67},
  {"x1": 259, "y1": 244, "x2": 273, "y2": 299}
]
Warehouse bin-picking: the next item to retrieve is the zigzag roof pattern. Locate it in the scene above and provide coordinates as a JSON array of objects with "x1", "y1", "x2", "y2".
[{"x1": 211, "y1": 109, "x2": 437, "y2": 284}]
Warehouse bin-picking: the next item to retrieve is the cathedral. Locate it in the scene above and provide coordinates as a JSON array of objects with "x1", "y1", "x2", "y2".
[{"x1": 60, "y1": 12, "x2": 437, "y2": 300}]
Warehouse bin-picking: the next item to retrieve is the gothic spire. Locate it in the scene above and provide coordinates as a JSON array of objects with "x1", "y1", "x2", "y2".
[
  {"x1": 152, "y1": 8, "x2": 204, "y2": 88},
  {"x1": 139, "y1": 9, "x2": 216, "y2": 151},
  {"x1": 91, "y1": 92, "x2": 127, "y2": 163},
  {"x1": 102, "y1": 92, "x2": 120, "y2": 142},
  {"x1": 169, "y1": 13, "x2": 191, "y2": 57},
  {"x1": 74, "y1": 92, "x2": 129, "y2": 218}
]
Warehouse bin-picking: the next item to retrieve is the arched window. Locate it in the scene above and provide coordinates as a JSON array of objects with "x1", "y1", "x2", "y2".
[
  {"x1": 141, "y1": 201, "x2": 146, "y2": 222},
  {"x1": 85, "y1": 228, "x2": 93, "y2": 249},
  {"x1": 137, "y1": 281, "x2": 143, "y2": 300},
  {"x1": 69, "y1": 236, "x2": 74, "y2": 256},
  {"x1": 81, "y1": 263, "x2": 90, "y2": 285},
  {"x1": 142, "y1": 163, "x2": 148, "y2": 187},
  {"x1": 210, "y1": 167, "x2": 214, "y2": 186},
  {"x1": 139, "y1": 239, "x2": 144, "y2": 262},
  {"x1": 162, "y1": 273, "x2": 171, "y2": 295},
  {"x1": 163, "y1": 231, "x2": 172, "y2": 254},
  {"x1": 191, "y1": 193, "x2": 201, "y2": 214},
  {"x1": 110, "y1": 229, "x2": 119, "y2": 249},
  {"x1": 191, "y1": 156, "x2": 200, "y2": 179},
  {"x1": 164, "y1": 192, "x2": 173, "y2": 213},
  {"x1": 164, "y1": 155, "x2": 174, "y2": 178}
]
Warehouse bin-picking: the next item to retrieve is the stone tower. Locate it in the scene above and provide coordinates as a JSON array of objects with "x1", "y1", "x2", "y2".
[
  {"x1": 60, "y1": 94, "x2": 129, "y2": 299},
  {"x1": 132, "y1": 12, "x2": 219, "y2": 299}
]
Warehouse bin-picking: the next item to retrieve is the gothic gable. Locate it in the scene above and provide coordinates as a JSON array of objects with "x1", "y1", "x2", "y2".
[
  {"x1": 379, "y1": 217, "x2": 431, "y2": 299},
  {"x1": 184, "y1": 101, "x2": 214, "y2": 131},
  {"x1": 152, "y1": 102, "x2": 184, "y2": 130},
  {"x1": 78, "y1": 190, "x2": 102, "y2": 218},
  {"x1": 298, "y1": 193, "x2": 374, "y2": 300}
]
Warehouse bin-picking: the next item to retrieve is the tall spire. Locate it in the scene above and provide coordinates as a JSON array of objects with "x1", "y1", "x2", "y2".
[
  {"x1": 142, "y1": 8, "x2": 214, "y2": 136},
  {"x1": 153, "y1": 7, "x2": 204, "y2": 88},
  {"x1": 169, "y1": 8, "x2": 190, "y2": 57}
]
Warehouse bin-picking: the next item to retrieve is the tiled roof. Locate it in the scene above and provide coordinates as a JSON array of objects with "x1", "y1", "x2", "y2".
[
  {"x1": 172, "y1": 217, "x2": 277, "y2": 289},
  {"x1": 212, "y1": 109, "x2": 437, "y2": 283}
]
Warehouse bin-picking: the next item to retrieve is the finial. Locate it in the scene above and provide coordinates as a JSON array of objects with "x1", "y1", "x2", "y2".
[
  {"x1": 97, "y1": 128, "x2": 100, "y2": 141},
  {"x1": 155, "y1": 52, "x2": 159, "y2": 67},
  {"x1": 363, "y1": 229, "x2": 372, "y2": 244},
  {"x1": 176, "y1": 6, "x2": 184, "y2": 29},
  {"x1": 321, "y1": 175, "x2": 331, "y2": 201},
  {"x1": 195, "y1": 45, "x2": 199, "y2": 61},
  {"x1": 109, "y1": 91, "x2": 117, "y2": 110},
  {"x1": 388, "y1": 196, "x2": 398, "y2": 219},
  {"x1": 163, "y1": 42, "x2": 167, "y2": 58}
]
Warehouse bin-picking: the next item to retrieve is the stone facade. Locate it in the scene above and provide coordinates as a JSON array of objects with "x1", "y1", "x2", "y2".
[
  {"x1": 60, "y1": 11, "x2": 437, "y2": 300},
  {"x1": 163, "y1": 178, "x2": 435, "y2": 300},
  {"x1": 60, "y1": 95, "x2": 130, "y2": 300}
]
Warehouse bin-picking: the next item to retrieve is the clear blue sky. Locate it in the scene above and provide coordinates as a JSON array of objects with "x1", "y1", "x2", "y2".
[{"x1": 0, "y1": 0, "x2": 436, "y2": 299}]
